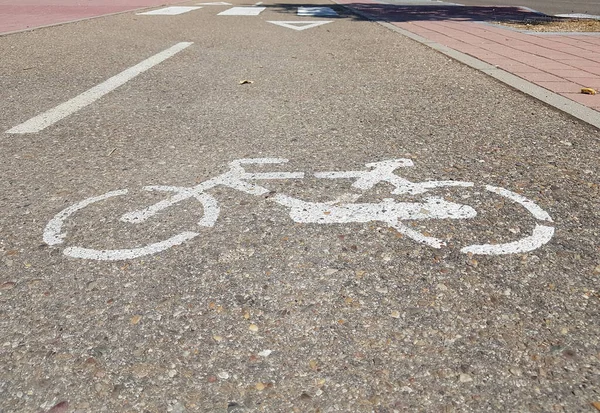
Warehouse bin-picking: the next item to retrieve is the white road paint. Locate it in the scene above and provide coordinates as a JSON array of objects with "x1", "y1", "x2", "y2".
[
  {"x1": 297, "y1": 6, "x2": 338, "y2": 17},
  {"x1": 197, "y1": 2, "x2": 232, "y2": 5},
  {"x1": 44, "y1": 189, "x2": 129, "y2": 246},
  {"x1": 315, "y1": 159, "x2": 473, "y2": 194},
  {"x1": 275, "y1": 195, "x2": 477, "y2": 224},
  {"x1": 390, "y1": 221, "x2": 446, "y2": 249},
  {"x1": 484, "y1": 185, "x2": 553, "y2": 222},
  {"x1": 461, "y1": 225, "x2": 555, "y2": 255},
  {"x1": 136, "y1": 6, "x2": 202, "y2": 15},
  {"x1": 44, "y1": 158, "x2": 556, "y2": 260},
  {"x1": 6, "y1": 42, "x2": 193, "y2": 134},
  {"x1": 218, "y1": 7, "x2": 266, "y2": 15},
  {"x1": 555, "y1": 13, "x2": 600, "y2": 20},
  {"x1": 64, "y1": 232, "x2": 200, "y2": 261},
  {"x1": 44, "y1": 188, "x2": 219, "y2": 261},
  {"x1": 268, "y1": 21, "x2": 333, "y2": 31}
]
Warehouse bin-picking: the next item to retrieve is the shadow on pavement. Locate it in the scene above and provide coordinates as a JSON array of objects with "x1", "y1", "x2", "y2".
[{"x1": 265, "y1": 3, "x2": 548, "y2": 23}]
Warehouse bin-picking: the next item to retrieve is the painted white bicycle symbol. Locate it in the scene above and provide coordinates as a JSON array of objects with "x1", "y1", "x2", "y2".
[{"x1": 43, "y1": 158, "x2": 554, "y2": 260}]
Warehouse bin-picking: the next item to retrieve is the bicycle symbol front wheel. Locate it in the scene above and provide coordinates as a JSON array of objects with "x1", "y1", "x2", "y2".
[
  {"x1": 458, "y1": 185, "x2": 554, "y2": 255},
  {"x1": 388, "y1": 183, "x2": 554, "y2": 255}
]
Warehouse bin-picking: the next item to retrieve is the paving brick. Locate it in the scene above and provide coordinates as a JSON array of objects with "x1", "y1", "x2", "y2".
[
  {"x1": 535, "y1": 81, "x2": 588, "y2": 93},
  {"x1": 481, "y1": 58, "x2": 540, "y2": 73},
  {"x1": 0, "y1": 0, "x2": 186, "y2": 33},
  {"x1": 363, "y1": 1, "x2": 600, "y2": 114},
  {"x1": 560, "y1": 93, "x2": 600, "y2": 109},
  {"x1": 515, "y1": 72, "x2": 564, "y2": 83},
  {"x1": 544, "y1": 69, "x2": 596, "y2": 79},
  {"x1": 564, "y1": 77, "x2": 600, "y2": 89}
]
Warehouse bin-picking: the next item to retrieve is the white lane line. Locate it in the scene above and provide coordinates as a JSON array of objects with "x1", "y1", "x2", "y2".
[
  {"x1": 6, "y1": 42, "x2": 193, "y2": 134},
  {"x1": 197, "y1": 2, "x2": 231, "y2": 4},
  {"x1": 136, "y1": 6, "x2": 202, "y2": 15},
  {"x1": 218, "y1": 7, "x2": 266, "y2": 15}
]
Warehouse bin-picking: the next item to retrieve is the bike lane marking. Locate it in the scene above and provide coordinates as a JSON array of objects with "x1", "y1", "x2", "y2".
[
  {"x1": 136, "y1": 6, "x2": 202, "y2": 15},
  {"x1": 297, "y1": 7, "x2": 339, "y2": 17},
  {"x1": 5, "y1": 42, "x2": 193, "y2": 134},
  {"x1": 43, "y1": 158, "x2": 556, "y2": 261},
  {"x1": 267, "y1": 21, "x2": 333, "y2": 31},
  {"x1": 218, "y1": 6, "x2": 266, "y2": 15}
]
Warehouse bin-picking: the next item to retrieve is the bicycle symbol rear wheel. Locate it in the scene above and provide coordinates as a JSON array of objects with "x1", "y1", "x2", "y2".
[{"x1": 43, "y1": 188, "x2": 220, "y2": 261}]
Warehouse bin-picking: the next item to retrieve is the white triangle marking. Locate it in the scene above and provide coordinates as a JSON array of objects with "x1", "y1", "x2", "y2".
[{"x1": 267, "y1": 21, "x2": 333, "y2": 31}]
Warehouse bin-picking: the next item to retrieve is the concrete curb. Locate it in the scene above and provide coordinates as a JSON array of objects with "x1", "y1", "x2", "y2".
[{"x1": 338, "y1": 3, "x2": 600, "y2": 131}]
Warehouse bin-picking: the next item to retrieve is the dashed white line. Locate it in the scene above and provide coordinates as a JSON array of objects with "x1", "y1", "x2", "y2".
[
  {"x1": 218, "y1": 6, "x2": 266, "y2": 15},
  {"x1": 136, "y1": 6, "x2": 202, "y2": 15}
]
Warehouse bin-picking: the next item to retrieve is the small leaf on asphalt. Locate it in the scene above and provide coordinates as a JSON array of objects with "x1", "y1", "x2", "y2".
[
  {"x1": 592, "y1": 402, "x2": 600, "y2": 411},
  {"x1": 239, "y1": 80, "x2": 254, "y2": 85},
  {"x1": 0, "y1": 282, "x2": 15, "y2": 290},
  {"x1": 255, "y1": 382, "x2": 265, "y2": 391},
  {"x1": 309, "y1": 360, "x2": 318, "y2": 370},
  {"x1": 391, "y1": 310, "x2": 400, "y2": 318},
  {"x1": 213, "y1": 335, "x2": 223, "y2": 342},
  {"x1": 130, "y1": 315, "x2": 142, "y2": 325},
  {"x1": 44, "y1": 401, "x2": 69, "y2": 413},
  {"x1": 249, "y1": 324, "x2": 259, "y2": 332}
]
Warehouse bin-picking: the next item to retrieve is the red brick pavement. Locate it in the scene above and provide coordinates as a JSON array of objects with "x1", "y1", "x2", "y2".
[
  {"x1": 0, "y1": 0, "x2": 186, "y2": 34},
  {"x1": 336, "y1": 0, "x2": 600, "y2": 113}
]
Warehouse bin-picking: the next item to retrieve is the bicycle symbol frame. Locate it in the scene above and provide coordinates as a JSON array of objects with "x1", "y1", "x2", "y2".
[{"x1": 43, "y1": 158, "x2": 554, "y2": 260}]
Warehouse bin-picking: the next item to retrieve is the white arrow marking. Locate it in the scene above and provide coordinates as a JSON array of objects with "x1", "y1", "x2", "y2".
[
  {"x1": 297, "y1": 6, "x2": 338, "y2": 16},
  {"x1": 267, "y1": 21, "x2": 333, "y2": 31}
]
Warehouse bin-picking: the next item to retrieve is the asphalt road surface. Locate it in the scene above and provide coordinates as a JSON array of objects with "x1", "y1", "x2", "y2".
[{"x1": 1, "y1": 0, "x2": 600, "y2": 412}]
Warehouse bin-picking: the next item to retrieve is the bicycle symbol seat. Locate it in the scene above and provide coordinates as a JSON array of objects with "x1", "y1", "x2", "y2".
[{"x1": 43, "y1": 158, "x2": 554, "y2": 261}]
